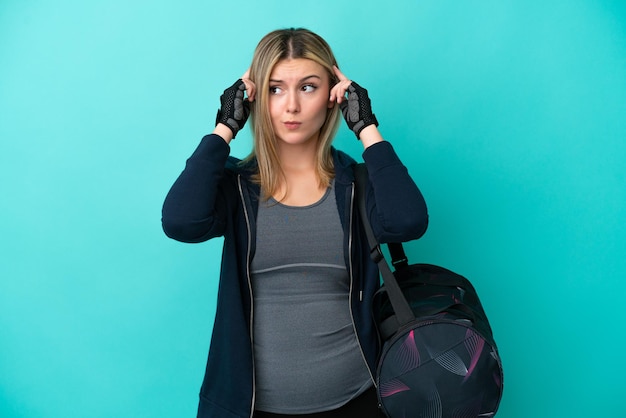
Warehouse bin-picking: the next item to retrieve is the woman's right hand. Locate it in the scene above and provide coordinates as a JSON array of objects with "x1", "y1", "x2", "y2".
[{"x1": 214, "y1": 69, "x2": 256, "y2": 140}]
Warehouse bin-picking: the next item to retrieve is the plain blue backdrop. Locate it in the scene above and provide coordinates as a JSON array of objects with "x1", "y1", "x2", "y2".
[{"x1": 1, "y1": 0, "x2": 625, "y2": 417}]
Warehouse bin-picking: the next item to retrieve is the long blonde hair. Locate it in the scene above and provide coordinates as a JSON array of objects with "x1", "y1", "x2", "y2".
[{"x1": 244, "y1": 28, "x2": 341, "y2": 199}]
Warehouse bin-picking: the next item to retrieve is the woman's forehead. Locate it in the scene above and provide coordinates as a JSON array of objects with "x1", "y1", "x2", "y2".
[{"x1": 270, "y1": 58, "x2": 327, "y2": 81}]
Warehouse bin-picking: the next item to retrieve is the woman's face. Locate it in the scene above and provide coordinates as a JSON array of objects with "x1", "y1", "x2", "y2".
[{"x1": 268, "y1": 58, "x2": 333, "y2": 147}]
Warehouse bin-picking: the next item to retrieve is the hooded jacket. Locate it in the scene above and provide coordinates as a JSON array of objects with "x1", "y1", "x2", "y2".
[{"x1": 162, "y1": 134, "x2": 428, "y2": 418}]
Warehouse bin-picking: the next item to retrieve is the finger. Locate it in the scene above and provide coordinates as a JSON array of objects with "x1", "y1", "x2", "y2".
[
  {"x1": 241, "y1": 79, "x2": 256, "y2": 102},
  {"x1": 246, "y1": 81, "x2": 256, "y2": 102},
  {"x1": 331, "y1": 87, "x2": 343, "y2": 103},
  {"x1": 333, "y1": 81, "x2": 351, "y2": 104},
  {"x1": 330, "y1": 86, "x2": 345, "y2": 104},
  {"x1": 333, "y1": 65, "x2": 348, "y2": 81},
  {"x1": 329, "y1": 84, "x2": 339, "y2": 103},
  {"x1": 240, "y1": 68, "x2": 256, "y2": 101},
  {"x1": 330, "y1": 78, "x2": 347, "y2": 102},
  {"x1": 331, "y1": 66, "x2": 349, "y2": 103}
]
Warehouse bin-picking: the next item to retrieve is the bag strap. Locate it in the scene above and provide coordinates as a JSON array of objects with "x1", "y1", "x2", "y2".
[
  {"x1": 388, "y1": 242, "x2": 409, "y2": 269},
  {"x1": 354, "y1": 163, "x2": 415, "y2": 327}
]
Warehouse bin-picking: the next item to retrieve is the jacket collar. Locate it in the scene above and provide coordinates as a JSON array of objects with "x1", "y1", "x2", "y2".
[
  {"x1": 331, "y1": 146, "x2": 358, "y2": 186},
  {"x1": 227, "y1": 146, "x2": 358, "y2": 185}
]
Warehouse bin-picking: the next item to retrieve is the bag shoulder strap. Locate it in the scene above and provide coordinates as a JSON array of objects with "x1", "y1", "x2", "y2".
[{"x1": 354, "y1": 163, "x2": 415, "y2": 326}]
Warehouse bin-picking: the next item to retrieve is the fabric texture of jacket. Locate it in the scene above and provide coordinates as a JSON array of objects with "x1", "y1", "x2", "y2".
[{"x1": 162, "y1": 134, "x2": 428, "y2": 418}]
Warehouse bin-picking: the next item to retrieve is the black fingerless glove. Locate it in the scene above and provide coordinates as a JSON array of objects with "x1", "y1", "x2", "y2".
[
  {"x1": 339, "y1": 81, "x2": 379, "y2": 139},
  {"x1": 215, "y1": 79, "x2": 250, "y2": 138}
]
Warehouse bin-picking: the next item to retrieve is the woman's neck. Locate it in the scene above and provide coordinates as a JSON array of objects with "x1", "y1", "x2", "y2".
[
  {"x1": 274, "y1": 141, "x2": 325, "y2": 206},
  {"x1": 276, "y1": 138, "x2": 317, "y2": 171}
]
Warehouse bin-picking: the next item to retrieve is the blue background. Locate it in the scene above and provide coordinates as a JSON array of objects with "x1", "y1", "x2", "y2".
[{"x1": 1, "y1": 0, "x2": 625, "y2": 417}]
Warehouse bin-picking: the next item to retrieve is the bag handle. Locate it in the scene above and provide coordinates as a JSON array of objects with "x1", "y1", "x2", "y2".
[
  {"x1": 377, "y1": 302, "x2": 478, "y2": 340},
  {"x1": 354, "y1": 164, "x2": 415, "y2": 327}
]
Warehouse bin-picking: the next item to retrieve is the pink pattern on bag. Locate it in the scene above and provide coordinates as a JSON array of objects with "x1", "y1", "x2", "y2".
[
  {"x1": 379, "y1": 379, "x2": 411, "y2": 398},
  {"x1": 463, "y1": 328, "x2": 485, "y2": 382}
]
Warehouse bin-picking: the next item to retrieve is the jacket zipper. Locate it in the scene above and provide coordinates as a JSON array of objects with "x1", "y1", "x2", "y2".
[
  {"x1": 347, "y1": 182, "x2": 377, "y2": 387},
  {"x1": 237, "y1": 175, "x2": 256, "y2": 418}
]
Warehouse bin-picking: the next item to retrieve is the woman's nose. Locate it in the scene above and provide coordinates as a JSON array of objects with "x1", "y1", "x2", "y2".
[{"x1": 286, "y1": 92, "x2": 300, "y2": 113}]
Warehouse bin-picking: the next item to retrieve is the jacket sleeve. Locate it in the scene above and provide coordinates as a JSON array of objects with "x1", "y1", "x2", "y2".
[
  {"x1": 161, "y1": 134, "x2": 233, "y2": 243},
  {"x1": 362, "y1": 141, "x2": 428, "y2": 243}
]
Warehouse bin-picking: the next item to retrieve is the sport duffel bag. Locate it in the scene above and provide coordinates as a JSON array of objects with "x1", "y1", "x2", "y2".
[
  {"x1": 374, "y1": 254, "x2": 504, "y2": 418},
  {"x1": 355, "y1": 164, "x2": 504, "y2": 418}
]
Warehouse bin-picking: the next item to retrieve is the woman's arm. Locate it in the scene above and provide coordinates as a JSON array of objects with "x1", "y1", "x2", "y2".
[
  {"x1": 362, "y1": 140, "x2": 428, "y2": 244},
  {"x1": 359, "y1": 125, "x2": 384, "y2": 149},
  {"x1": 161, "y1": 134, "x2": 233, "y2": 243},
  {"x1": 330, "y1": 66, "x2": 428, "y2": 241},
  {"x1": 162, "y1": 74, "x2": 255, "y2": 242}
]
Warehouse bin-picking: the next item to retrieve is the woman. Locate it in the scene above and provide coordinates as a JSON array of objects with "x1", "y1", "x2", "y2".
[{"x1": 162, "y1": 28, "x2": 428, "y2": 418}]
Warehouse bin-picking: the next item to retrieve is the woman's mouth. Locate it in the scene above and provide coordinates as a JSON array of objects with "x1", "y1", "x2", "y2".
[{"x1": 283, "y1": 121, "x2": 301, "y2": 130}]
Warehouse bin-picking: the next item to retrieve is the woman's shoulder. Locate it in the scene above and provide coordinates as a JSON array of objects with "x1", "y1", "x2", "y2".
[
  {"x1": 225, "y1": 154, "x2": 257, "y2": 178},
  {"x1": 331, "y1": 147, "x2": 358, "y2": 184}
]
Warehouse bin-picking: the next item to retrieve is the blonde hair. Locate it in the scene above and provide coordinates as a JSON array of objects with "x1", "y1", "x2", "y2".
[{"x1": 244, "y1": 28, "x2": 341, "y2": 199}]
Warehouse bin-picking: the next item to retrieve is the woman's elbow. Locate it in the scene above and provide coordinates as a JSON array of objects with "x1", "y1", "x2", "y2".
[
  {"x1": 161, "y1": 216, "x2": 218, "y2": 243},
  {"x1": 378, "y1": 203, "x2": 428, "y2": 243},
  {"x1": 412, "y1": 212, "x2": 429, "y2": 240},
  {"x1": 397, "y1": 209, "x2": 429, "y2": 241}
]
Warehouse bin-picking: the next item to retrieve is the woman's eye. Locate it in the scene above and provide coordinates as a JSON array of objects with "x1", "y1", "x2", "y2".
[
  {"x1": 302, "y1": 84, "x2": 317, "y2": 93},
  {"x1": 269, "y1": 86, "x2": 282, "y2": 95}
]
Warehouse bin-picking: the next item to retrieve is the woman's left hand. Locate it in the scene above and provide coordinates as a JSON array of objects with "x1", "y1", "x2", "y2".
[
  {"x1": 330, "y1": 66, "x2": 379, "y2": 141},
  {"x1": 329, "y1": 65, "x2": 353, "y2": 105}
]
